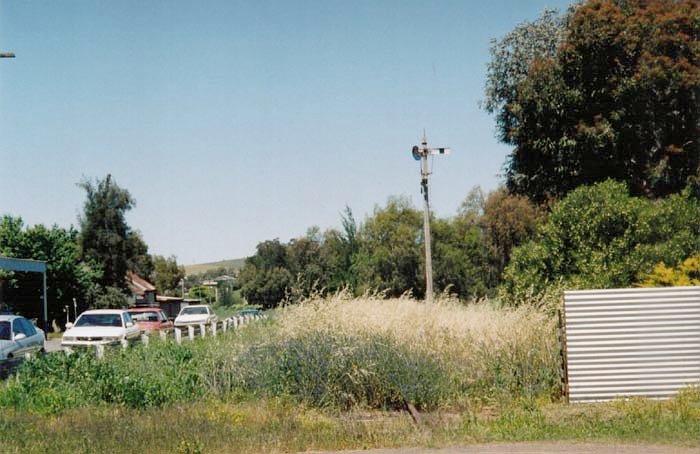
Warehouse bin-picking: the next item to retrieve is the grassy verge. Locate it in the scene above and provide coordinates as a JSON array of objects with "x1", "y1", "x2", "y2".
[
  {"x1": 0, "y1": 391, "x2": 698, "y2": 453},
  {"x1": 1, "y1": 295, "x2": 698, "y2": 452}
]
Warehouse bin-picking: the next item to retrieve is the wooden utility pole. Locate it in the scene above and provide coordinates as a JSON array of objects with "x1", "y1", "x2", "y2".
[{"x1": 412, "y1": 132, "x2": 450, "y2": 304}]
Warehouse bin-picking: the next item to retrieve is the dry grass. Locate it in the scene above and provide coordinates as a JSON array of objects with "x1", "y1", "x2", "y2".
[{"x1": 275, "y1": 292, "x2": 561, "y2": 401}]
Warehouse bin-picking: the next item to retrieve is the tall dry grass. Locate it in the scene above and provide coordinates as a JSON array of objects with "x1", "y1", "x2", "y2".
[{"x1": 273, "y1": 292, "x2": 561, "y2": 402}]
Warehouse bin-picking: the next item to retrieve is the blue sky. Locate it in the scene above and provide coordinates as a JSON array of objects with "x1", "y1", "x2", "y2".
[{"x1": 0, "y1": 0, "x2": 573, "y2": 264}]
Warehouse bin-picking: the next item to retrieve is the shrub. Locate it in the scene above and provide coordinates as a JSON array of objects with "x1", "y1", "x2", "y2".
[
  {"x1": 233, "y1": 331, "x2": 453, "y2": 411},
  {"x1": 0, "y1": 342, "x2": 202, "y2": 413},
  {"x1": 501, "y1": 180, "x2": 700, "y2": 309},
  {"x1": 638, "y1": 254, "x2": 700, "y2": 287}
]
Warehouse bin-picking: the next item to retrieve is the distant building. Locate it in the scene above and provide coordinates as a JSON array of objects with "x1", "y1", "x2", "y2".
[
  {"x1": 127, "y1": 271, "x2": 156, "y2": 306},
  {"x1": 156, "y1": 295, "x2": 187, "y2": 320}
]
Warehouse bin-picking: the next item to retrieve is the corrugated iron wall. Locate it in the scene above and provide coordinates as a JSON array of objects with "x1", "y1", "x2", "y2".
[{"x1": 563, "y1": 287, "x2": 700, "y2": 403}]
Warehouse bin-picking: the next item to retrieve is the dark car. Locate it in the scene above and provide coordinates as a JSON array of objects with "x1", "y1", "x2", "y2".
[{"x1": 238, "y1": 309, "x2": 262, "y2": 317}]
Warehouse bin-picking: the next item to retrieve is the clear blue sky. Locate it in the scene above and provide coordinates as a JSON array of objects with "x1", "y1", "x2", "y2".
[{"x1": 0, "y1": 0, "x2": 573, "y2": 265}]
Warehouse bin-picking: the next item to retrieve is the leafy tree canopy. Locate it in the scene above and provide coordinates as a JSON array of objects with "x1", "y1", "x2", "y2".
[
  {"x1": 0, "y1": 215, "x2": 98, "y2": 324},
  {"x1": 485, "y1": 0, "x2": 700, "y2": 201},
  {"x1": 78, "y1": 174, "x2": 150, "y2": 292},
  {"x1": 501, "y1": 180, "x2": 700, "y2": 307},
  {"x1": 151, "y1": 255, "x2": 185, "y2": 296}
]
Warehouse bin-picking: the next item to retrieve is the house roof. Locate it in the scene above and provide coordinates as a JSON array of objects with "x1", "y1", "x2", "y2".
[
  {"x1": 156, "y1": 295, "x2": 184, "y2": 303},
  {"x1": 127, "y1": 271, "x2": 156, "y2": 295}
]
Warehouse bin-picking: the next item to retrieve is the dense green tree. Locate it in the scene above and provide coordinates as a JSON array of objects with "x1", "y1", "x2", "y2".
[
  {"x1": 480, "y1": 187, "x2": 541, "y2": 277},
  {"x1": 237, "y1": 239, "x2": 292, "y2": 308},
  {"x1": 151, "y1": 255, "x2": 185, "y2": 296},
  {"x1": 238, "y1": 264, "x2": 292, "y2": 309},
  {"x1": 431, "y1": 215, "x2": 493, "y2": 298},
  {"x1": 93, "y1": 285, "x2": 128, "y2": 309},
  {"x1": 501, "y1": 180, "x2": 700, "y2": 306},
  {"x1": 0, "y1": 216, "x2": 98, "y2": 325},
  {"x1": 483, "y1": 8, "x2": 566, "y2": 145},
  {"x1": 286, "y1": 227, "x2": 325, "y2": 295},
  {"x1": 77, "y1": 175, "x2": 151, "y2": 292},
  {"x1": 320, "y1": 206, "x2": 359, "y2": 292},
  {"x1": 485, "y1": 0, "x2": 700, "y2": 201},
  {"x1": 126, "y1": 232, "x2": 154, "y2": 280},
  {"x1": 354, "y1": 197, "x2": 423, "y2": 297}
]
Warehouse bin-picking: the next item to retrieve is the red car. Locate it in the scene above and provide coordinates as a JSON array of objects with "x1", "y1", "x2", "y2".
[{"x1": 126, "y1": 308, "x2": 174, "y2": 334}]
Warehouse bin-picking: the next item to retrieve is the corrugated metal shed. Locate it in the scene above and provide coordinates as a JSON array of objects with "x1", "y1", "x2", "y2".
[{"x1": 563, "y1": 286, "x2": 700, "y2": 403}]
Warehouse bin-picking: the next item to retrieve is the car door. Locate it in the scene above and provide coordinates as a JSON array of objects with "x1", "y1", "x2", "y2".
[
  {"x1": 122, "y1": 312, "x2": 140, "y2": 339},
  {"x1": 11, "y1": 319, "x2": 31, "y2": 357},
  {"x1": 19, "y1": 318, "x2": 42, "y2": 354},
  {"x1": 159, "y1": 310, "x2": 173, "y2": 331}
]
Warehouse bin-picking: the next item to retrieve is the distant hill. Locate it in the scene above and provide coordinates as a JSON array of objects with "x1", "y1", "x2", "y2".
[{"x1": 184, "y1": 258, "x2": 246, "y2": 276}]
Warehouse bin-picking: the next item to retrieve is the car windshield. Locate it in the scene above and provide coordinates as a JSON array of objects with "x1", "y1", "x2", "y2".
[
  {"x1": 129, "y1": 311, "x2": 159, "y2": 322},
  {"x1": 0, "y1": 321, "x2": 10, "y2": 340},
  {"x1": 75, "y1": 313, "x2": 123, "y2": 327},
  {"x1": 181, "y1": 306, "x2": 208, "y2": 315}
]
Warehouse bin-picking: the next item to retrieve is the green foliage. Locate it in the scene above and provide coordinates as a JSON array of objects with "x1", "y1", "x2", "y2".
[
  {"x1": 93, "y1": 285, "x2": 129, "y2": 309},
  {"x1": 237, "y1": 209, "x2": 360, "y2": 308},
  {"x1": 235, "y1": 331, "x2": 453, "y2": 411},
  {"x1": 78, "y1": 174, "x2": 150, "y2": 292},
  {"x1": 431, "y1": 216, "x2": 493, "y2": 298},
  {"x1": 188, "y1": 285, "x2": 216, "y2": 305},
  {"x1": 480, "y1": 187, "x2": 541, "y2": 279},
  {"x1": 354, "y1": 196, "x2": 423, "y2": 297},
  {"x1": 0, "y1": 215, "x2": 97, "y2": 324},
  {"x1": 151, "y1": 255, "x2": 185, "y2": 296},
  {"x1": 0, "y1": 342, "x2": 202, "y2": 413},
  {"x1": 638, "y1": 254, "x2": 700, "y2": 287},
  {"x1": 501, "y1": 180, "x2": 700, "y2": 307},
  {"x1": 486, "y1": 0, "x2": 700, "y2": 201},
  {"x1": 236, "y1": 193, "x2": 534, "y2": 303},
  {"x1": 126, "y1": 232, "x2": 153, "y2": 280},
  {"x1": 484, "y1": 8, "x2": 566, "y2": 144}
]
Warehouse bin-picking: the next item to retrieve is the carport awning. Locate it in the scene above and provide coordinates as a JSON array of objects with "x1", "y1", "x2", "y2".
[
  {"x1": 0, "y1": 256, "x2": 48, "y2": 332},
  {"x1": 0, "y1": 256, "x2": 46, "y2": 273}
]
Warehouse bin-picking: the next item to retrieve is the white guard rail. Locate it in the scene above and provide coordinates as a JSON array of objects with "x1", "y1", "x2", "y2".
[{"x1": 68, "y1": 313, "x2": 266, "y2": 359}]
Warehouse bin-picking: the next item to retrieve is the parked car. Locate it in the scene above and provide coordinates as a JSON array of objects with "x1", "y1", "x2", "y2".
[
  {"x1": 0, "y1": 315, "x2": 45, "y2": 361},
  {"x1": 127, "y1": 307, "x2": 173, "y2": 334},
  {"x1": 174, "y1": 305, "x2": 217, "y2": 327},
  {"x1": 238, "y1": 309, "x2": 262, "y2": 317},
  {"x1": 61, "y1": 309, "x2": 141, "y2": 349}
]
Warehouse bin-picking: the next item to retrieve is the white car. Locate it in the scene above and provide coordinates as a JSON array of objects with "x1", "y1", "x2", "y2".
[
  {"x1": 0, "y1": 315, "x2": 45, "y2": 361},
  {"x1": 174, "y1": 305, "x2": 218, "y2": 327},
  {"x1": 61, "y1": 309, "x2": 141, "y2": 349}
]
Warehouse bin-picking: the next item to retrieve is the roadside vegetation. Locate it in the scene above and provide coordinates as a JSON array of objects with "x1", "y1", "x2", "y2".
[
  {"x1": 1, "y1": 1, "x2": 698, "y2": 451},
  {"x1": 0, "y1": 295, "x2": 698, "y2": 453}
]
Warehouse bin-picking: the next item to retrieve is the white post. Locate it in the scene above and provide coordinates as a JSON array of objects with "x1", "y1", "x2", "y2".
[
  {"x1": 121, "y1": 338, "x2": 128, "y2": 350},
  {"x1": 141, "y1": 333, "x2": 149, "y2": 345},
  {"x1": 175, "y1": 328, "x2": 182, "y2": 345},
  {"x1": 160, "y1": 330, "x2": 167, "y2": 342},
  {"x1": 95, "y1": 344, "x2": 105, "y2": 360},
  {"x1": 187, "y1": 325, "x2": 195, "y2": 341},
  {"x1": 199, "y1": 323, "x2": 206, "y2": 338},
  {"x1": 211, "y1": 321, "x2": 217, "y2": 337},
  {"x1": 222, "y1": 319, "x2": 228, "y2": 332}
]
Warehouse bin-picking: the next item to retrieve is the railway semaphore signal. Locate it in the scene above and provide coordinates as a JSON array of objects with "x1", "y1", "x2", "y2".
[{"x1": 412, "y1": 131, "x2": 450, "y2": 304}]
